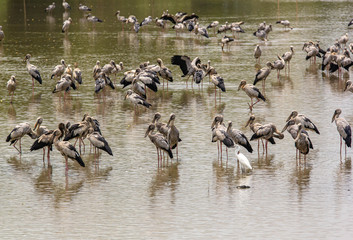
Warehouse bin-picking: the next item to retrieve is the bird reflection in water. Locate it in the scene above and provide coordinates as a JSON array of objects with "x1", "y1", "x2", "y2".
[
  {"x1": 149, "y1": 162, "x2": 179, "y2": 200},
  {"x1": 7, "y1": 103, "x2": 16, "y2": 120},
  {"x1": 63, "y1": 36, "x2": 71, "y2": 55}
]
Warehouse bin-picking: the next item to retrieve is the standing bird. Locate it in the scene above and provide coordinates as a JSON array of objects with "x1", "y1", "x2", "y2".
[
  {"x1": 145, "y1": 124, "x2": 173, "y2": 167},
  {"x1": 276, "y1": 20, "x2": 292, "y2": 30},
  {"x1": 156, "y1": 58, "x2": 173, "y2": 89},
  {"x1": 86, "y1": 13, "x2": 103, "y2": 23},
  {"x1": 271, "y1": 55, "x2": 285, "y2": 79},
  {"x1": 140, "y1": 16, "x2": 152, "y2": 27},
  {"x1": 281, "y1": 119, "x2": 313, "y2": 159},
  {"x1": 286, "y1": 111, "x2": 320, "y2": 134},
  {"x1": 254, "y1": 45, "x2": 262, "y2": 63},
  {"x1": 52, "y1": 128, "x2": 85, "y2": 173},
  {"x1": 152, "y1": 112, "x2": 169, "y2": 137},
  {"x1": 211, "y1": 115, "x2": 235, "y2": 161},
  {"x1": 282, "y1": 46, "x2": 294, "y2": 71},
  {"x1": 79, "y1": 3, "x2": 91, "y2": 12},
  {"x1": 92, "y1": 60, "x2": 101, "y2": 80},
  {"x1": 125, "y1": 89, "x2": 151, "y2": 109},
  {"x1": 45, "y1": 2, "x2": 56, "y2": 13},
  {"x1": 250, "y1": 123, "x2": 284, "y2": 155},
  {"x1": 51, "y1": 59, "x2": 66, "y2": 79},
  {"x1": 207, "y1": 67, "x2": 226, "y2": 100},
  {"x1": 115, "y1": 11, "x2": 127, "y2": 29},
  {"x1": 62, "y1": 0, "x2": 71, "y2": 11},
  {"x1": 73, "y1": 62, "x2": 82, "y2": 84},
  {"x1": 166, "y1": 113, "x2": 182, "y2": 160},
  {"x1": 30, "y1": 123, "x2": 66, "y2": 164},
  {"x1": 62, "y1": 17, "x2": 72, "y2": 33},
  {"x1": 221, "y1": 36, "x2": 234, "y2": 51},
  {"x1": 332, "y1": 109, "x2": 351, "y2": 159},
  {"x1": 245, "y1": 115, "x2": 265, "y2": 152},
  {"x1": 33, "y1": 117, "x2": 49, "y2": 137},
  {"x1": 234, "y1": 146, "x2": 252, "y2": 173},
  {"x1": 227, "y1": 121, "x2": 253, "y2": 153},
  {"x1": 254, "y1": 61, "x2": 272, "y2": 90},
  {"x1": 52, "y1": 74, "x2": 76, "y2": 94},
  {"x1": 171, "y1": 55, "x2": 202, "y2": 87},
  {"x1": 238, "y1": 80, "x2": 266, "y2": 111},
  {"x1": 6, "y1": 122, "x2": 37, "y2": 153},
  {"x1": 338, "y1": 33, "x2": 348, "y2": 47},
  {"x1": 293, "y1": 123, "x2": 313, "y2": 162},
  {"x1": 24, "y1": 54, "x2": 42, "y2": 90},
  {"x1": 7, "y1": 75, "x2": 16, "y2": 103},
  {"x1": 64, "y1": 116, "x2": 95, "y2": 153},
  {"x1": 207, "y1": 21, "x2": 219, "y2": 34},
  {"x1": 87, "y1": 130, "x2": 113, "y2": 156}
]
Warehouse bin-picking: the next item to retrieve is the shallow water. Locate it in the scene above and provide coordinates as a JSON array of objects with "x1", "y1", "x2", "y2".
[{"x1": 1, "y1": 0, "x2": 353, "y2": 239}]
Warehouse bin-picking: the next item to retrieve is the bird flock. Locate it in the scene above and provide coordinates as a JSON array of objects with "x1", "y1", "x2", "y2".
[{"x1": 3, "y1": 1, "x2": 353, "y2": 175}]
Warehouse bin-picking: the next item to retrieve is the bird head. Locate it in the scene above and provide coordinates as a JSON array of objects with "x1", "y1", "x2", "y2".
[
  {"x1": 238, "y1": 80, "x2": 246, "y2": 91},
  {"x1": 332, "y1": 109, "x2": 342, "y2": 123}
]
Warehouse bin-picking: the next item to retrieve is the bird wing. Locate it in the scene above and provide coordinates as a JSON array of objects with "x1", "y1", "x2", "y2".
[{"x1": 171, "y1": 55, "x2": 192, "y2": 76}]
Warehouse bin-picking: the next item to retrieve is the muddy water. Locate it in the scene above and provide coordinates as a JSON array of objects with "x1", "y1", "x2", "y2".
[{"x1": 0, "y1": 0, "x2": 352, "y2": 239}]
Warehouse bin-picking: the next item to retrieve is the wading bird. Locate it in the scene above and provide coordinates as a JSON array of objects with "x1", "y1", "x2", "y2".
[
  {"x1": 62, "y1": 17, "x2": 72, "y2": 33},
  {"x1": 167, "y1": 113, "x2": 182, "y2": 160},
  {"x1": 24, "y1": 54, "x2": 42, "y2": 90},
  {"x1": 276, "y1": 20, "x2": 292, "y2": 30},
  {"x1": 286, "y1": 111, "x2": 320, "y2": 134},
  {"x1": 254, "y1": 62, "x2": 272, "y2": 90},
  {"x1": 294, "y1": 123, "x2": 313, "y2": 162},
  {"x1": 211, "y1": 115, "x2": 235, "y2": 161},
  {"x1": 221, "y1": 36, "x2": 234, "y2": 51},
  {"x1": 234, "y1": 146, "x2": 252, "y2": 173},
  {"x1": 6, "y1": 122, "x2": 37, "y2": 153},
  {"x1": 62, "y1": 0, "x2": 71, "y2": 11},
  {"x1": 52, "y1": 128, "x2": 85, "y2": 173},
  {"x1": 282, "y1": 46, "x2": 294, "y2": 70},
  {"x1": 125, "y1": 89, "x2": 152, "y2": 110},
  {"x1": 332, "y1": 109, "x2": 351, "y2": 159},
  {"x1": 145, "y1": 124, "x2": 173, "y2": 167},
  {"x1": 254, "y1": 45, "x2": 262, "y2": 63},
  {"x1": 30, "y1": 123, "x2": 66, "y2": 164},
  {"x1": 51, "y1": 59, "x2": 66, "y2": 79},
  {"x1": 238, "y1": 80, "x2": 266, "y2": 111},
  {"x1": 227, "y1": 121, "x2": 253, "y2": 153},
  {"x1": 344, "y1": 80, "x2": 353, "y2": 93},
  {"x1": 250, "y1": 123, "x2": 284, "y2": 156},
  {"x1": 45, "y1": 2, "x2": 56, "y2": 13},
  {"x1": 87, "y1": 130, "x2": 113, "y2": 156},
  {"x1": 7, "y1": 75, "x2": 16, "y2": 103}
]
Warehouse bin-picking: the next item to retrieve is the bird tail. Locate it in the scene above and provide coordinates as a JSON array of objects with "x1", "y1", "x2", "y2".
[
  {"x1": 268, "y1": 137, "x2": 276, "y2": 144},
  {"x1": 258, "y1": 91, "x2": 266, "y2": 102},
  {"x1": 142, "y1": 101, "x2": 152, "y2": 108},
  {"x1": 50, "y1": 74, "x2": 55, "y2": 79},
  {"x1": 62, "y1": 29, "x2": 65, "y2": 33},
  {"x1": 329, "y1": 63, "x2": 339, "y2": 73},
  {"x1": 102, "y1": 142, "x2": 113, "y2": 156},
  {"x1": 166, "y1": 148, "x2": 173, "y2": 159},
  {"x1": 240, "y1": 141, "x2": 253, "y2": 153},
  {"x1": 75, "y1": 154, "x2": 85, "y2": 167},
  {"x1": 120, "y1": 76, "x2": 131, "y2": 88},
  {"x1": 344, "y1": 62, "x2": 353, "y2": 71},
  {"x1": 35, "y1": 75, "x2": 43, "y2": 84},
  {"x1": 305, "y1": 55, "x2": 312, "y2": 61},
  {"x1": 6, "y1": 133, "x2": 11, "y2": 142},
  {"x1": 344, "y1": 125, "x2": 352, "y2": 147},
  {"x1": 275, "y1": 21, "x2": 281, "y2": 24}
]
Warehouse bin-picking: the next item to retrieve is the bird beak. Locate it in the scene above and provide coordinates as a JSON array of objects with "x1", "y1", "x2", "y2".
[
  {"x1": 167, "y1": 118, "x2": 171, "y2": 128},
  {"x1": 211, "y1": 119, "x2": 216, "y2": 129},
  {"x1": 331, "y1": 112, "x2": 336, "y2": 123},
  {"x1": 245, "y1": 118, "x2": 250, "y2": 128},
  {"x1": 33, "y1": 121, "x2": 38, "y2": 130},
  {"x1": 285, "y1": 113, "x2": 293, "y2": 122},
  {"x1": 124, "y1": 93, "x2": 127, "y2": 100},
  {"x1": 144, "y1": 128, "x2": 150, "y2": 138},
  {"x1": 281, "y1": 121, "x2": 289, "y2": 133},
  {"x1": 237, "y1": 83, "x2": 242, "y2": 91}
]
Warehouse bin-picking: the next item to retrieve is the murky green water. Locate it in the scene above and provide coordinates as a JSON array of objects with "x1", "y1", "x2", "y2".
[{"x1": 1, "y1": 0, "x2": 353, "y2": 239}]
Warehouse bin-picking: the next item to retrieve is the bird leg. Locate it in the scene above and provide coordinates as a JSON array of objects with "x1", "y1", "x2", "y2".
[
  {"x1": 47, "y1": 146, "x2": 51, "y2": 166},
  {"x1": 340, "y1": 137, "x2": 342, "y2": 162},
  {"x1": 43, "y1": 148, "x2": 45, "y2": 163},
  {"x1": 12, "y1": 140, "x2": 21, "y2": 154},
  {"x1": 65, "y1": 156, "x2": 69, "y2": 175},
  {"x1": 176, "y1": 146, "x2": 179, "y2": 161}
]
